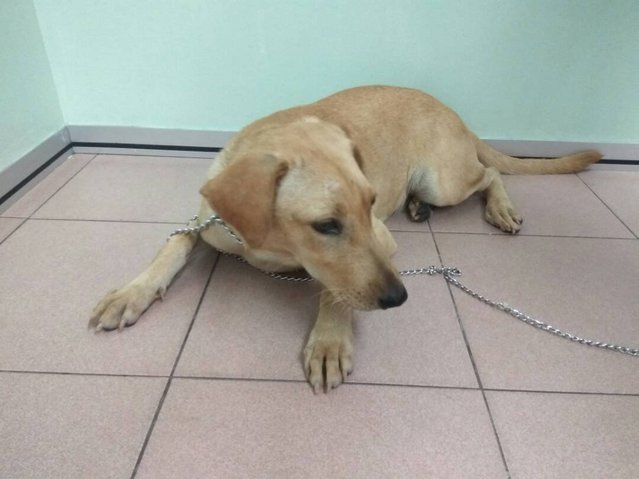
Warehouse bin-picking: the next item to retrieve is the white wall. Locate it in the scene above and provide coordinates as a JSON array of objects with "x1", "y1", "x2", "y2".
[{"x1": 0, "y1": 0, "x2": 63, "y2": 173}]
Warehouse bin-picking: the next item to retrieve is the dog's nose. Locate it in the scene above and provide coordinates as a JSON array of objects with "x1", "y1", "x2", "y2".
[{"x1": 378, "y1": 282, "x2": 408, "y2": 310}]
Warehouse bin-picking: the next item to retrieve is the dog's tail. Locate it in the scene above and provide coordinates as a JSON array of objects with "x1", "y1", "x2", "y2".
[{"x1": 473, "y1": 136, "x2": 602, "y2": 175}]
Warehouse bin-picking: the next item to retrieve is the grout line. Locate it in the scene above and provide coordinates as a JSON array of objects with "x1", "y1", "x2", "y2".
[
  {"x1": 430, "y1": 231, "x2": 511, "y2": 478},
  {"x1": 576, "y1": 174, "x2": 639, "y2": 240},
  {"x1": 364, "y1": 224, "x2": 635, "y2": 241},
  {"x1": 28, "y1": 153, "x2": 98, "y2": 219},
  {"x1": 0, "y1": 369, "x2": 168, "y2": 378},
  {"x1": 478, "y1": 391, "x2": 511, "y2": 478},
  {"x1": 173, "y1": 375, "x2": 481, "y2": 391},
  {"x1": 129, "y1": 254, "x2": 220, "y2": 479},
  {"x1": 174, "y1": 376, "x2": 311, "y2": 385},
  {"x1": 22, "y1": 217, "x2": 184, "y2": 226},
  {"x1": 482, "y1": 387, "x2": 639, "y2": 398},
  {"x1": 3, "y1": 368, "x2": 639, "y2": 397},
  {"x1": 0, "y1": 217, "x2": 29, "y2": 247},
  {"x1": 0, "y1": 154, "x2": 96, "y2": 246},
  {"x1": 5, "y1": 217, "x2": 634, "y2": 241},
  {"x1": 428, "y1": 230, "x2": 637, "y2": 241},
  {"x1": 430, "y1": 233, "x2": 484, "y2": 390},
  {"x1": 0, "y1": 144, "x2": 74, "y2": 207}
]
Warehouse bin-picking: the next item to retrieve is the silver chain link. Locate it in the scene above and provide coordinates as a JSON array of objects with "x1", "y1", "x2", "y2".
[
  {"x1": 168, "y1": 214, "x2": 243, "y2": 244},
  {"x1": 170, "y1": 214, "x2": 639, "y2": 358}
]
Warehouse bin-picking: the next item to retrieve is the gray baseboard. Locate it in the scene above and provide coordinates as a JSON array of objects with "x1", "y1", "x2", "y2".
[
  {"x1": 68, "y1": 125, "x2": 639, "y2": 161},
  {"x1": 2, "y1": 125, "x2": 637, "y2": 208},
  {"x1": 0, "y1": 128, "x2": 71, "y2": 204},
  {"x1": 484, "y1": 139, "x2": 638, "y2": 161}
]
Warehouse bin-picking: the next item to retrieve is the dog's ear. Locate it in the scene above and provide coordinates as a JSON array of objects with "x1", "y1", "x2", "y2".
[
  {"x1": 199, "y1": 154, "x2": 288, "y2": 248},
  {"x1": 335, "y1": 123, "x2": 364, "y2": 171},
  {"x1": 351, "y1": 143, "x2": 364, "y2": 171}
]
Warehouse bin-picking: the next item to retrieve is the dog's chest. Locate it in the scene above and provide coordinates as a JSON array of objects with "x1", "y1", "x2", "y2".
[{"x1": 200, "y1": 222, "x2": 302, "y2": 273}]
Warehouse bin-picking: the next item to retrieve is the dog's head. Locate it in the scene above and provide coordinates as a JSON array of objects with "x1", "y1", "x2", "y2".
[{"x1": 200, "y1": 117, "x2": 406, "y2": 311}]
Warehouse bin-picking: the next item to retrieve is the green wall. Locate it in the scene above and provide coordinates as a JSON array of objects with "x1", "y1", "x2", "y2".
[
  {"x1": 17, "y1": 0, "x2": 639, "y2": 145},
  {"x1": 0, "y1": 0, "x2": 63, "y2": 172}
]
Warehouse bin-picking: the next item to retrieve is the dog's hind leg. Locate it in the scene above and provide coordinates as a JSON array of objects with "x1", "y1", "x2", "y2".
[
  {"x1": 89, "y1": 232, "x2": 199, "y2": 331},
  {"x1": 411, "y1": 161, "x2": 522, "y2": 233},
  {"x1": 477, "y1": 167, "x2": 523, "y2": 234}
]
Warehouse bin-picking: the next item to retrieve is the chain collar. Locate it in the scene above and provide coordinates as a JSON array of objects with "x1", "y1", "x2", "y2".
[
  {"x1": 168, "y1": 214, "x2": 243, "y2": 244},
  {"x1": 168, "y1": 214, "x2": 639, "y2": 358}
]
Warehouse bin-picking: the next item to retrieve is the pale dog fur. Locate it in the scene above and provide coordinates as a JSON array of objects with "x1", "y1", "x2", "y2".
[{"x1": 90, "y1": 86, "x2": 601, "y2": 393}]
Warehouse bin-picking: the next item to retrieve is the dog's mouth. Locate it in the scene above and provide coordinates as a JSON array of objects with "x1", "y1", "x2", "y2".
[
  {"x1": 328, "y1": 284, "x2": 408, "y2": 311},
  {"x1": 330, "y1": 290, "x2": 377, "y2": 311},
  {"x1": 302, "y1": 262, "x2": 407, "y2": 311}
]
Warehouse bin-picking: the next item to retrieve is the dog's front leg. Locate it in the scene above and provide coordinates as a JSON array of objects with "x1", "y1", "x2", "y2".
[
  {"x1": 303, "y1": 290, "x2": 354, "y2": 394},
  {"x1": 89, "y1": 233, "x2": 198, "y2": 331}
]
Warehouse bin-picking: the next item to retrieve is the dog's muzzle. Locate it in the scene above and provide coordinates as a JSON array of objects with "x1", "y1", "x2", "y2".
[{"x1": 377, "y1": 281, "x2": 408, "y2": 310}]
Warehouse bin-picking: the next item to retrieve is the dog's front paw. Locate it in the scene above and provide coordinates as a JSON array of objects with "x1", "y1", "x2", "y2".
[
  {"x1": 303, "y1": 326, "x2": 353, "y2": 394},
  {"x1": 485, "y1": 200, "x2": 523, "y2": 234},
  {"x1": 88, "y1": 282, "x2": 161, "y2": 331}
]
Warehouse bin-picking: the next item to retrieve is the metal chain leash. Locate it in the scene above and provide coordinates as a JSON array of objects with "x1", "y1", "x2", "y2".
[
  {"x1": 169, "y1": 214, "x2": 243, "y2": 244},
  {"x1": 170, "y1": 214, "x2": 639, "y2": 358},
  {"x1": 442, "y1": 273, "x2": 639, "y2": 357}
]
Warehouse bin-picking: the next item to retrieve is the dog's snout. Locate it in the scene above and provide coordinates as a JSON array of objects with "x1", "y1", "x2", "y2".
[{"x1": 378, "y1": 281, "x2": 408, "y2": 310}]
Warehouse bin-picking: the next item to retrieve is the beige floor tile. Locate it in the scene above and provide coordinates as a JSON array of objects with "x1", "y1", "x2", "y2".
[
  {"x1": 429, "y1": 174, "x2": 633, "y2": 238},
  {"x1": 0, "y1": 220, "x2": 216, "y2": 375},
  {"x1": 1, "y1": 154, "x2": 95, "y2": 218},
  {"x1": 137, "y1": 379, "x2": 507, "y2": 479},
  {"x1": 486, "y1": 391, "x2": 639, "y2": 478},
  {"x1": 33, "y1": 154, "x2": 213, "y2": 222},
  {"x1": 579, "y1": 169, "x2": 639, "y2": 237},
  {"x1": 436, "y1": 233, "x2": 639, "y2": 393},
  {"x1": 1, "y1": 373, "x2": 165, "y2": 479},
  {"x1": 176, "y1": 233, "x2": 477, "y2": 388},
  {"x1": 0, "y1": 218, "x2": 23, "y2": 242}
]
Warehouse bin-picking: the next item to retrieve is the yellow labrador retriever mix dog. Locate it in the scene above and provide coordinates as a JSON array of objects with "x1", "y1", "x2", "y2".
[{"x1": 89, "y1": 86, "x2": 600, "y2": 392}]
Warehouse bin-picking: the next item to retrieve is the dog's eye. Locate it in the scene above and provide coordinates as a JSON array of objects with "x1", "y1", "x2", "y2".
[{"x1": 312, "y1": 219, "x2": 342, "y2": 236}]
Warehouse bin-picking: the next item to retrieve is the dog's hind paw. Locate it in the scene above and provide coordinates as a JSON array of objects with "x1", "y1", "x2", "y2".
[
  {"x1": 406, "y1": 197, "x2": 432, "y2": 223},
  {"x1": 485, "y1": 201, "x2": 523, "y2": 234}
]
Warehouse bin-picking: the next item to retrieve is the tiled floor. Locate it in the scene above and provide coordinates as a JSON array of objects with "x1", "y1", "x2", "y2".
[{"x1": 1, "y1": 153, "x2": 638, "y2": 479}]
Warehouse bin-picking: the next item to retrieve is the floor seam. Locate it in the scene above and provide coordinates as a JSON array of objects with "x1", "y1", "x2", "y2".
[
  {"x1": 28, "y1": 153, "x2": 98, "y2": 219},
  {"x1": 22, "y1": 217, "x2": 184, "y2": 225},
  {"x1": 0, "y1": 154, "x2": 87, "y2": 245},
  {"x1": 0, "y1": 217, "x2": 29, "y2": 247},
  {"x1": 0, "y1": 370, "x2": 168, "y2": 379},
  {"x1": 427, "y1": 230, "x2": 636, "y2": 240},
  {"x1": 3, "y1": 369, "x2": 639, "y2": 397},
  {"x1": 4, "y1": 219, "x2": 636, "y2": 241},
  {"x1": 430, "y1": 227, "x2": 511, "y2": 478},
  {"x1": 129, "y1": 253, "x2": 220, "y2": 479},
  {"x1": 576, "y1": 174, "x2": 638, "y2": 239}
]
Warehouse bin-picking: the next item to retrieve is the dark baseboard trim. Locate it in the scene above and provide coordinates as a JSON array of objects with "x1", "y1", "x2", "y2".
[
  {"x1": 1, "y1": 136, "x2": 637, "y2": 208},
  {"x1": 71, "y1": 141, "x2": 222, "y2": 153},
  {"x1": 0, "y1": 144, "x2": 73, "y2": 206}
]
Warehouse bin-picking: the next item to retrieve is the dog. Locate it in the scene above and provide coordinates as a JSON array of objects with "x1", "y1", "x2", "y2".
[{"x1": 89, "y1": 85, "x2": 601, "y2": 393}]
